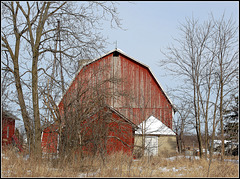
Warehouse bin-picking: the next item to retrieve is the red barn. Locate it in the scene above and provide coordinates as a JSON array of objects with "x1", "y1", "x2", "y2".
[
  {"x1": 42, "y1": 49, "x2": 175, "y2": 156},
  {"x1": 2, "y1": 110, "x2": 20, "y2": 146}
]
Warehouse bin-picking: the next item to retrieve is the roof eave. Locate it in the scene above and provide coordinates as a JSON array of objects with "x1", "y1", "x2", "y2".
[{"x1": 2, "y1": 109, "x2": 21, "y2": 121}]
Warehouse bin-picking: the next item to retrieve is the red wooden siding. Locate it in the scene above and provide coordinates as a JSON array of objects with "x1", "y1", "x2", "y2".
[
  {"x1": 80, "y1": 108, "x2": 135, "y2": 155},
  {"x1": 2, "y1": 118, "x2": 15, "y2": 146},
  {"x1": 41, "y1": 125, "x2": 59, "y2": 154},
  {"x1": 114, "y1": 53, "x2": 173, "y2": 128},
  {"x1": 106, "y1": 111, "x2": 134, "y2": 155},
  {"x1": 59, "y1": 51, "x2": 173, "y2": 128},
  {"x1": 41, "y1": 107, "x2": 135, "y2": 155},
  {"x1": 58, "y1": 53, "x2": 114, "y2": 113}
]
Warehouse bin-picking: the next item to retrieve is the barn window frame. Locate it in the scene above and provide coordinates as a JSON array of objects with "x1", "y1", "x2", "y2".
[{"x1": 7, "y1": 126, "x2": 9, "y2": 138}]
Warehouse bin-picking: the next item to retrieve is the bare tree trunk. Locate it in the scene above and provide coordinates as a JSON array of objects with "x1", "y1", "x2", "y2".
[
  {"x1": 32, "y1": 54, "x2": 42, "y2": 158},
  {"x1": 58, "y1": 20, "x2": 65, "y2": 95},
  {"x1": 30, "y1": 2, "x2": 51, "y2": 159},
  {"x1": 1, "y1": 19, "x2": 35, "y2": 156},
  {"x1": 193, "y1": 76, "x2": 203, "y2": 158},
  {"x1": 204, "y1": 106, "x2": 209, "y2": 159},
  {"x1": 220, "y1": 71, "x2": 224, "y2": 161},
  {"x1": 207, "y1": 89, "x2": 220, "y2": 177},
  {"x1": 203, "y1": 72, "x2": 213, "y2": 159}
]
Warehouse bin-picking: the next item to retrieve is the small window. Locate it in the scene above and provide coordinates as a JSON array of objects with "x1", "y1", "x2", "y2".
[{"x1": 113, "y1": 51, "x2": 119, "y2": 57}]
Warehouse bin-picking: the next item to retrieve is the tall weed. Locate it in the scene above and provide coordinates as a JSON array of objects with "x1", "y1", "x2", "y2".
[{"x1": 2, "y1": 148, "x2": 238, "y2": 177}]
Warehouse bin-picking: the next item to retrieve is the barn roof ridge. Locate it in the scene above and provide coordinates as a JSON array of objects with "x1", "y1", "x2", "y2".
[{"x1": 57, "y1": 49, "x2": 175, "y2": 112}]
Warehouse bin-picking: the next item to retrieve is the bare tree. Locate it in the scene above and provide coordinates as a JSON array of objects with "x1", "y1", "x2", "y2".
[
  {"x1": 160, "y1": 16, "x2": 213, "y2": 158},
  {"x1": 173, "y1": 100, "x2": 192, "y2": 154},
  {"x1": 210, "y1": 14, "x2": 239, "y2": 161},
  {"x1": 1, "y1": 1, "x2": 122, "y2": 159},
  {"x1": 160, "y1": 13, "x2": 238, "y2": 161}
]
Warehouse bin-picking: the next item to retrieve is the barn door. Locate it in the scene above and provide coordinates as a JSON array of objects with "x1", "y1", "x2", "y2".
[{"x1": 144, "y1": 136, "x2": 158, "y2": 156}]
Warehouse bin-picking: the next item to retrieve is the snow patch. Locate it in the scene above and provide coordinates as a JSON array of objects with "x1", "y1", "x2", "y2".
[{"x1": 78, "y1": 169, "x2": 100, "y2": 178}]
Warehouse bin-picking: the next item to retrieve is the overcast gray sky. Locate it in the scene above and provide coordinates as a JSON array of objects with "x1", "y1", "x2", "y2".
[{"x1": 102, "y1": 1, "x2": 239, "y2": 102}]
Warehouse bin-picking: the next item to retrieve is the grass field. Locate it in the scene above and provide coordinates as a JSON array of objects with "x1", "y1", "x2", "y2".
[{"x1": 1, "y1": 148, "x2": 239, "y2": 177}]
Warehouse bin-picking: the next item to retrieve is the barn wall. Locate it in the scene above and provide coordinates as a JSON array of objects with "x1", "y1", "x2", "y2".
[
  {"x1": 157, "y1": 135, "x2": 176, "y2": 156},
  {"x1": 106, "y1": 112, "x2": 134, "y2": 155},
  {"x1": 134, "y1": 135, "x2": 176, "y2": 157},
  {"x1": 42, "y1": 107, "x2": 135, "y2": 155},
  {"x1": 80, "y1": 108, "x2": 135, "y2": 155}
]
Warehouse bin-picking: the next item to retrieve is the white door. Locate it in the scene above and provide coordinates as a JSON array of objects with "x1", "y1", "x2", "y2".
[{"x1": 144, "y1": 136, "x2": 158, "y2": 156}]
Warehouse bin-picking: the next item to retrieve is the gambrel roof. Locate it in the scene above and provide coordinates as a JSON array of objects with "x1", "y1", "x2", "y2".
[{"x1": 57, "y1": 48, "x2": 175, "y2": 112}]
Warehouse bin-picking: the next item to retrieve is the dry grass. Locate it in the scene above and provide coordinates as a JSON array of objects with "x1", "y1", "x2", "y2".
[
  {"x1": 1, "y1": 148, "x2": 239, "y2": 177},
  {"x1": 2, "y1": 148, "x2": 80, "y2": 177}
]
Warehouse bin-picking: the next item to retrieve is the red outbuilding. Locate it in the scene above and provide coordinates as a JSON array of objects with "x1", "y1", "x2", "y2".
[
  {"x1": 42, "y1": 49, "x2": 175, "y2": 156},
  {"x1": 2, "y1": 110, "x2": 20, "y2": 146}
]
